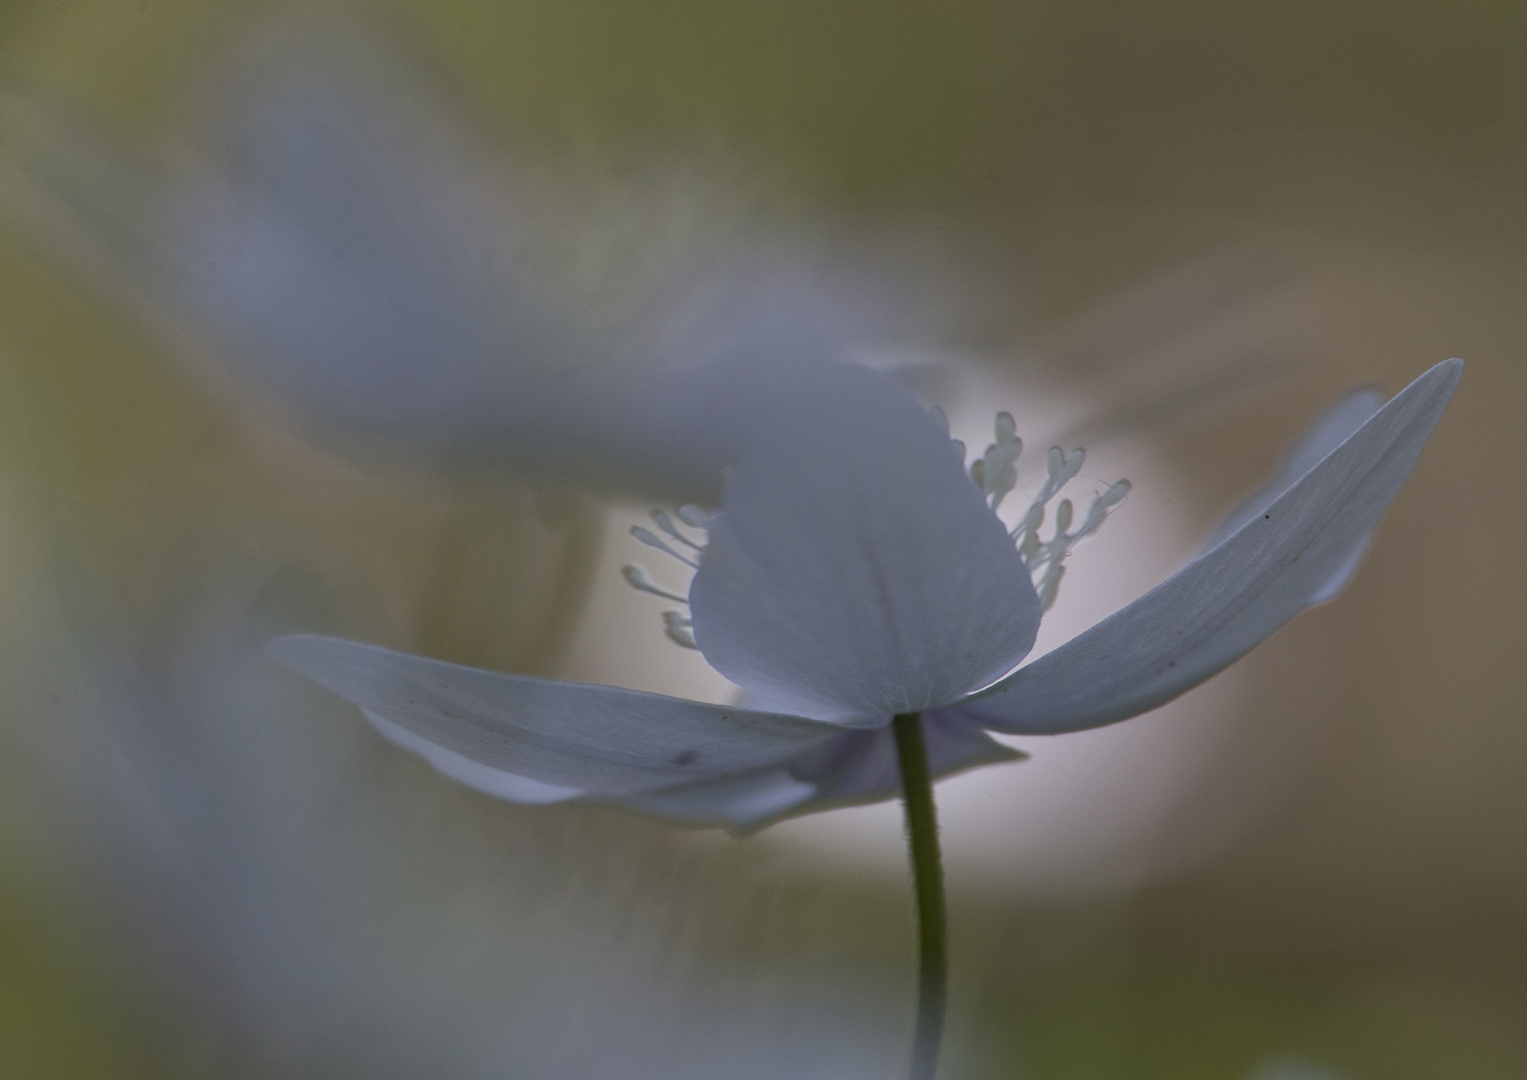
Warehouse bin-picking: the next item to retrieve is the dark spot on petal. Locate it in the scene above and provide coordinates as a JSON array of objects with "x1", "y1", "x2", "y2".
[{"x1": 674, "y1": 750, "x2": 698, "y2": 766}]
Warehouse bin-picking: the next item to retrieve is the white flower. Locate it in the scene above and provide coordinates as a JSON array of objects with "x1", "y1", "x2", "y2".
[
  {"x1": 0, "y1": 30, "x2": 878, "y2": 502},
  {"x1": 270, "y1": 359, "x2": 1460, "y2": 829}
]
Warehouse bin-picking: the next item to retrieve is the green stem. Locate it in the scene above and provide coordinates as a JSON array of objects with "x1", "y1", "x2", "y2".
[{"x1": 892, "y1": 711, "x2": 946, "y2": 1080}]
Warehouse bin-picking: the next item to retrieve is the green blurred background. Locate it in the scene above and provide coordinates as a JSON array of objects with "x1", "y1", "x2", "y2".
[{"x1": 0, "y1": 1, "x2": 1523, "y2": 1077}]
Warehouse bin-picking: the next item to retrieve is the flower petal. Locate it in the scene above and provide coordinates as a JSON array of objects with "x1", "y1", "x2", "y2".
[
  {"x1": 689, "y1": 365, "x2": 1042, "y2": 718},
  {"x1": 956, "y1": 358, "x2": 1461, "y2": 735},
  {"x1": 611, "y1": 712, "x2": 1022, "y2": 830},
  {"x1": 1200, "y1": 385, "x2": 1386, "y2": 552},
  {"x1": 606, "y1": 767, "x2": 820, "y2": 828},
  {"x1": 1200, "y1": 384, "x2": 1385, "y2": 602},
  {"x1": 773, "y1": 711, "x2": 1024, "y2": 821},
  {"x1": 269, "y1": 634, "x2": 847, "y2": 794},
  {"x1": 362, "y1": 710, "x2": 582, "y2": 804}
]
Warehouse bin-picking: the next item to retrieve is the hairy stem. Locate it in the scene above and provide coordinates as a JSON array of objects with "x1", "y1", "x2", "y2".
[{"x1": 892, "y1": 711, "x2": 946, "y2": 1080}]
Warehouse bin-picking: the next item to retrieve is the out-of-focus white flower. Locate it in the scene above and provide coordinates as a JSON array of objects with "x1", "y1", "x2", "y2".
[
  {"x1": 271, "y1": 359, "x2": 1460, "y2": 829},
  {"x1": 0, "y1": 548, "x2": 907, "y2": 1079},
  {"x1": 0, "y1": 29, "x2": 887, "y2": 501}
]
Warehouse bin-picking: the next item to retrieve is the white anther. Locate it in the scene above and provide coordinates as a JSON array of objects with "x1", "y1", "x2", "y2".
[
  {"x1": 1015, "y1": 502, "x2": 1045, "y2": 567},
  {"x1": 651, "y1": 509, "x2": 703, "y2": 550},
  {"x1": 1037, "y1": 562, "x2": 1066, "y2": 611},
  {"x1": 631, "y1": 526, "x2": 699, "y2": 569},
  {"x1": 973, "y1": 410, "x2": 1023, "y2": 511},
  {"x1": 677, "y1": 504, "x2": 710, "y2": 529},
  {"x1": 1079, "y1": 480, "x2": 1131, "y2": 534},
  {"x1": 622, "y1": 564, "x2": 690, "y2": 604},
  {"x1": 662, "y1": 611, "x2": 699, "y2": 650}
]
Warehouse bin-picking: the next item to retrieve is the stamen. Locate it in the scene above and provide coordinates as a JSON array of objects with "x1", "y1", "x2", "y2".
[
  {"x1": 1016, "y1": 503, "x2": 1044, "y2": 566},
  {"x1": 1081, "y1": 480, "x2": 1131, "y2": 533},
  {"x1": 962, "y1": 413, "x2": 1131, "y2": 612},
  {"x1": 1033, "y1": 446, "x2": 1085, "y2": 507},
  {"x1": 971, "y1": 411, "x2": 1022, "y2": 511},
  {"x1": 1025, "y1": 480, "x2": 1132, "y2": 610},
  {"x1": 650, "y1": 509, "x2": 703, "y2": 550},
  {"x1": 630, "y1": 526, "x2": 699, "y2": 569},
  {"x1": 1036, "y1": 562, "x2": 1066, "y2": 611},
  {"x1": 626, "y1": 507, "x2": 710, "y2": 650},
  {"x1": 676, "y1": 504, "x2": 710, "y2": 529},
  {"x1": 662, "y1": 611, "x2": 699, "y2": 650},
  {"x1": 621, "y1": 564, "x2": 689, "y2": 604}
]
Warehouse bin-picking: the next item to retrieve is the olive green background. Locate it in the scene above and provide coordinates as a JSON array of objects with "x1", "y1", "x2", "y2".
[{"x1": 0, "y1": 1, "x2": 1523, "y2": 1077}]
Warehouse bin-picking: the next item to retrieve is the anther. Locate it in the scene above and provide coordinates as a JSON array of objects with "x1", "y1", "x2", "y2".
[
  {"x1": 973, "y1": 410, "x2": 1022, "y2": 511},
  {"x1": 1037, "y1": 563, "x2": 1066, "y2": 611},
  {"x1": 630, "y1": 526, "x2": 699, "y2": 569},
  {"x1": 622, "y1": 564, "x2": 689, "y2": 604},
  {"x1": 650, "y1": 509, "x2": 703, "y2": 550},
  {"x1": 662, "y1": 611, "x2": 699, "y2": 650},
  {"x1": 1080, "y1": 480, "x2": 1131, "y2": 534},
  {"x1": 676, "y1": 505, "x2": 710, "y2": 529}
]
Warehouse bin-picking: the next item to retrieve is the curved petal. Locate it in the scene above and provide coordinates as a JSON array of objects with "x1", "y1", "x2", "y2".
[
  {"x1": 605, "y1": 767, "x2": 819, "y2": 829},
  {"x1": 957, "y1": 358, "x2": 1461, "y2": 735},
  {"x1": 1201, "y1": 385, "x2": 1385, "y2": 550},
  {"x1": 1201, "y1": 384, "x2": 1385, "y2": 602},
  {"x1": 362, "y1": 710, "x2": 582, "y2": 804},
  {"x1": 610, "y1": 712, "x2": 1023, "y2": 830},
  {"x1": 269, "y1": 634, "x2": 848, "y2": 794},
  {"x1": 772, "y1": 711, "x2": 1024, "y2": 822},
  {"x1": 689, "y1": 364, "x2": 1042, "y2": 718}
]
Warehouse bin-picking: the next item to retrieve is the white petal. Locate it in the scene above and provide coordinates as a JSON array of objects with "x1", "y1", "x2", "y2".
[
  {"x1": 957, "y1": 359, "x2": 1461, "y2": 734},
  {"x1": 1201, "y1": 384, "x2": 1385, "y2": 602},
  {"x1": 612, "y1": 712, "x2": 1022, "y2": 830},
  {"x1": 363, "y1": 710, "x2": 581, "y2": 804},
  {"x1": 607, "y1": 768, "x2": 819, "y2": 828},
  {"x1": 775, "y1": 712, "x2": 1024, "y2": 818},
  {"x1": 689, "y1": 365, "x2": 1042, "y2": 717},
  {"x1": 269, "y1": 635, "x2": 847, "y2": 794}
]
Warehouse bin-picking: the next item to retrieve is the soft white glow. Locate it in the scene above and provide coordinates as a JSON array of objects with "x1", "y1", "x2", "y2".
[
  {"x1": 765, "y1": 366, "x2": 1250, "y2": 894},
  {"x1": 562, "y1": 363, "x2": 1253, "y2": 895}
]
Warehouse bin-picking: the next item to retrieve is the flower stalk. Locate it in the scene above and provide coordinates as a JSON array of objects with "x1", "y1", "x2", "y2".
[{"x1": 893, "y1": 711, "x2": 947, "y2": 1080}]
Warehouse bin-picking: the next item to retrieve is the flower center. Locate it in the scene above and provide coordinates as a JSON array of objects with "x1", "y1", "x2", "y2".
[
  {"x1": 623, "y1": 409, "x2": 1131, "y2": 650},
  {"x1": 942, "y1": 409, "x2": 1132, "y2": 611},
  {"x1": 623, "y1": 505, "x2": 710, "y2": 649}
]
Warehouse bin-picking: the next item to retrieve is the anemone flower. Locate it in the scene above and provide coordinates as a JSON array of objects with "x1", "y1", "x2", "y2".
[
  {"x1": 272, "y1": 358, "x2": 1460, "y2": 1080},
  {"x1": 0, "y1": 29, "x2": 882, "y2": 503}
]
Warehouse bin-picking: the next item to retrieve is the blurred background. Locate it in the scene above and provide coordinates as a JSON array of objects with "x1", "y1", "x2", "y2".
[{"x1": 0, "y1": 1, "x2": 1521, "y2": 1077}]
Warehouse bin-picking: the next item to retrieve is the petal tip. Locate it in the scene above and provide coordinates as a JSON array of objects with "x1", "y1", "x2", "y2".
[
  {"x1": 264, "y1": 632, "x2": 308, "y2": 667},
  {"x1": 1429, "y1": 356, "x2": 1465, "y2": 388},
  {"x1": 265, "y1": 632, "x2": 351, "y2": 683}
]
